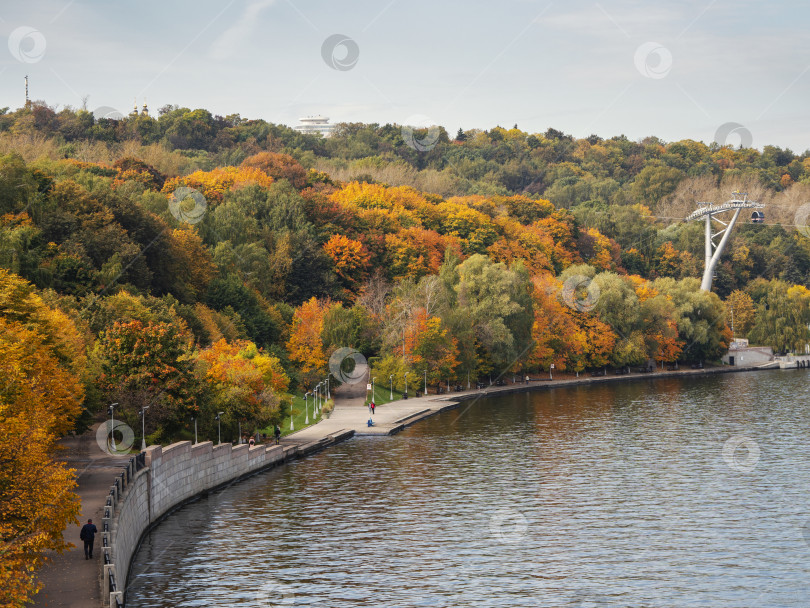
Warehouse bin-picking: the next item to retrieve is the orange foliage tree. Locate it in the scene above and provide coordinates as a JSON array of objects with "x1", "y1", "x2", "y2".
[
  {"x1": 286, "y1": 297, "x2": 329, "y2": 388},
  {"x1": 323, "y1": 234, "x2": 370, "y2": 295},
  {"x1": 654, "y1": 241, "x2": 681, "y2": 278},
  {"x1": 97, "y1": 319, "x2": 199, "y2": 439},
  {"x1": 384, "y1": 227, "x2": 460, "y2": 281},
  {"x1": 528, "y1": 274, "x2": 616, "y2": 373},
  {"x1": 241, "y1": 152, "x2": 308, "y2": 189},
  {"x1": 488, "y1": 217, "x2": 555, "y2": 275},
  {"x1": 578, "y1": 227, "x2": 621, "y2": 271}
]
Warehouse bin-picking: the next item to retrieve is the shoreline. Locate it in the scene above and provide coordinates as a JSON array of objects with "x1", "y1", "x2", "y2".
[
  {"x1": 345, "y1": 363, "x2": 769, "y2": 436},
  {"x1": 34, "y1": 363, "x2": 775, "y2": 607}
]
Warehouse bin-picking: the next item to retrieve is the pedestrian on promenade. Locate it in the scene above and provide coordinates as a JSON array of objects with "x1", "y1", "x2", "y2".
[
  {"x1": 249, "y1": 436, "x2": 255, "y2": 447},
  {"x1": 370, "y1": 401, "x2": 376, "y2": 415},
  {"x1": 274, "y1": 425, "x2": 281, "y2": 445},
  {"x1": 79, "y1": 519, "x2": 97, "y2": 560}
]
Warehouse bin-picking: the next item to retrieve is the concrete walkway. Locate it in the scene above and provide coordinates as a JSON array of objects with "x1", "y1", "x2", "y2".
[
  {"x1": 284, "y1": 364, "x2": 753, "y2": 442},
  {"x1": 32, "y1": 425, "x2": 132, "y2": 608}
]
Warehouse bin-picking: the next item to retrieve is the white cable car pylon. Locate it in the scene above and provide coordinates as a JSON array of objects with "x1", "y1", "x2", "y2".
[{"x1": 684, "y1": 191, "x2": 764, "y2": 291}]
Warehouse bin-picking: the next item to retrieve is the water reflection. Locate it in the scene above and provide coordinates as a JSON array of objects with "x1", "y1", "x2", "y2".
[{"x1": 127, "y1": 371, "x2": 810, "y2": 607}]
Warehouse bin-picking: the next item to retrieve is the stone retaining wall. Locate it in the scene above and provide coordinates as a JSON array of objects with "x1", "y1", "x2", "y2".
[{"x1": 104, "y1": 432, "x2": 353, "y2": 606}]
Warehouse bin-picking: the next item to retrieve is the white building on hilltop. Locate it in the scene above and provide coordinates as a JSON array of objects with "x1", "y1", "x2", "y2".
[{"x1": 294, "y1": 115, "x2": 335, "y2": 137}]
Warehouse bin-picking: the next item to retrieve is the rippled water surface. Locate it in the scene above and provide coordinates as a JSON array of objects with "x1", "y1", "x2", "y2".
[{"x1": 127, "y1": 371, "x2": 810, "y2": 607}]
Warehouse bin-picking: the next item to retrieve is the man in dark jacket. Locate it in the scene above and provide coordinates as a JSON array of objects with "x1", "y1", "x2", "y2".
[{"x1": 79, "y1": 519, "x2": 97, "y2": 559}]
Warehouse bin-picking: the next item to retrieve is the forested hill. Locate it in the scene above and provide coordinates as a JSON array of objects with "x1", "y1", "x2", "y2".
[
  {"x1": 4, "y1": 101, "x2": 810, "y2": 604},
  {"x1": 3, "y1": 103, "x2": 810, "y2": 434}
]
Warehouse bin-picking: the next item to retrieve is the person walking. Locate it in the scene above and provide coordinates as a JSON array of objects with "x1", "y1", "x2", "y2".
[
  {"x1": 370, "y1": 401, "x2": 376, "y2": 415},
  {"x1": 79, "y1": 519, "x2": 97, "y2": 560},
  {"x1": 274, "y1": 425, "x2": 281, "y2": 445},
  {"x1": 249, "y1": 435, "x2": 255, "y2": 447}
]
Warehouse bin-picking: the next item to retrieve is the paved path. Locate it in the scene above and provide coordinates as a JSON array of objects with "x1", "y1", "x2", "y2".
[
  {"x1": 33, "y1": 425, "x2": 132, "y2": 608},
  {"x1": 283, "y1": 365, "x2": 750, "y2": 442}
]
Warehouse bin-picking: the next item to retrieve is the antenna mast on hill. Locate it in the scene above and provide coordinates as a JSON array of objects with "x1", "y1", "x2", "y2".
[
  {"x1": 24, "y1": 75, "x2": 29, "y2": 108},
  {"x1": 684, "y1": 191, "x2": 764, "y2": 292}
]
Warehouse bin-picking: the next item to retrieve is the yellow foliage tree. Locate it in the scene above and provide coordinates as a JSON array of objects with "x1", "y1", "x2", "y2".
[
  {"x1": 162, "y1": 166, "x2": 274, "y2": 202},
  {"x1": 725, "y1": 290, "x2": 756, "y2": 337},
  {"x1": 0, "y1": 270, "x2": 85, "y2": 606}
]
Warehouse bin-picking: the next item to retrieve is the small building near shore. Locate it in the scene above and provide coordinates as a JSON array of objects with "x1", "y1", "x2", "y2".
[{"x1": 722, "y1": 339, "x2": 774, "y2": 366}]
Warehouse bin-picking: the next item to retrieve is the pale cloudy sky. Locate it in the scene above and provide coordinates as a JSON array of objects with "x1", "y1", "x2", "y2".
[{"x1": 1, "y1": 0, "x2": 809, "y2": 151}]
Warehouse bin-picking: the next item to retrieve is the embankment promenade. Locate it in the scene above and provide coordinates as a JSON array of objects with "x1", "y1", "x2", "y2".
[{"x1": 35, "y1": 363, "x2": 770, "y2": 607}]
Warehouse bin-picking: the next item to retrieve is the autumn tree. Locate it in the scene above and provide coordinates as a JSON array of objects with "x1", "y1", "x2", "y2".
[
  {"x1": 0, "y1": 270, "x2": 85, "y2": 606},
  {"x1": 748, "y1": 280, "x2": 810, "y2": 354},
  {"x1": 323, "y1": 234, "x2": 370, "y2": 297},
  {"x1": 725, "y1": 290, "x2": 756, "y2": 337},
  {"x1": 97, "y1": 319, "x2": 200, "y2": 441},
  {"x1": 654, "y1": 277, "x2": 731, "y2": 362},
  {"x1": 162, "y1": 165, "x2": 274, "y2": 203},
  {"x1": 410, "y1": 312, "x2": 460, "y2": 387},
  {"x1": 286, "y1": 297, "x2": 329, "y2": 388},
  {"x1": 447, "y1": 254, "x2": 533, "y2": 374},
  {"x1": 241, "y1": 152, "x2": 309, "y2": 189},
  {"x1": 195, "y1": 339, "x2": 290, "y2": 439}
]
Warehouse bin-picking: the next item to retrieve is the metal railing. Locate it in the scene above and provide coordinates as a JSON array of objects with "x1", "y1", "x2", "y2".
[{"x1": 102, "y1": 452, "x2": 148, "y2": 607}]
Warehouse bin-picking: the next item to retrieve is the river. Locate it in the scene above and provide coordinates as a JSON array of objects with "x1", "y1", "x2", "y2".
[{"x1": 126, "y1": 371, "x2": 810, "y2": 607}]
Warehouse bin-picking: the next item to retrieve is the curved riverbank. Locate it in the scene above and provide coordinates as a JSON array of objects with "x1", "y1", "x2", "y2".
[
  {"x1": 344, "y1": 363, "x2": 770, "y2": 437},
  {"x1": 35, "y1": 363, "x2": 775, "y2": 607},
  {"x1": 125, "y1": 367, "x2": 810, "y2": 607}
]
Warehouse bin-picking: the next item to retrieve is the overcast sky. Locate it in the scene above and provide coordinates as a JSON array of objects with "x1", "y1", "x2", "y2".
[{"x1": 2, "y1": 0, "x2": 809, "y2": 151}]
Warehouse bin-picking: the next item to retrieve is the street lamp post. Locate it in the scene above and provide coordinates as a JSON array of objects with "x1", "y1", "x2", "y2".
[
  {"x1": 404, "y1": 372, "x2": 409, "y2": 399},
  {"x1": 424, "y1": 369, "x2": 427, "y2": 395},
  {"x1": 304, "y1": 392, "x2": 309, "y2": 424},
  {"x1": 215, "y1": 412, "x2": 224, "y2": 445},
  {"x1": 108, "y1": 403, "x2": 118, "y2": 451},
  {"x1": 191, "y1": 415, "x2": 198, "y2": 444},
  {"x1": 550, "y1": 363, "x2": 554, "y2": 380},
  {"x1": 326, "y1": 376, "x2": 330, "y2": 400},
  {"x1": 389, "y1": 375, "x2": 394, "y2": 400},
  {"x1": 372, "y1": 376, "x2": 376, "y2": 403},
  {"x1": 139, "y1": 406, "x2": 149, "y2": 452}
]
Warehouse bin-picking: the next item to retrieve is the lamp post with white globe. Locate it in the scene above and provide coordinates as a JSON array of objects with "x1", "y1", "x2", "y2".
[
  {"x1": 215, "y1": 411, "x2": 225, "y2": 445},
  {"x1": 139, "y1": 406, "x2": 149, "y2": 451},
  {"x1": 108, "y1": 403, "x2": 118, "y2": 451}
]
